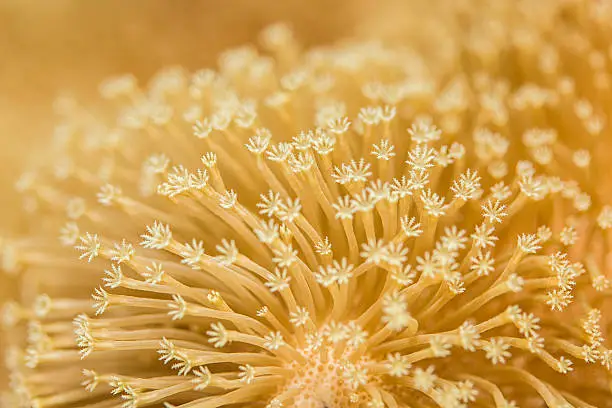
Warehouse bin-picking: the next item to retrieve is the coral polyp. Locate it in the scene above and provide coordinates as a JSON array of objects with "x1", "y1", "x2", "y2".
[{"x1": 3, "y1": 6, "x2": 612, "y2": 407}]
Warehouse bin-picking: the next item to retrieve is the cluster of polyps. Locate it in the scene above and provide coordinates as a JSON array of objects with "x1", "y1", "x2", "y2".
[{"x1": 2, "y1": 4, "x2": 612, "y2": 407}]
